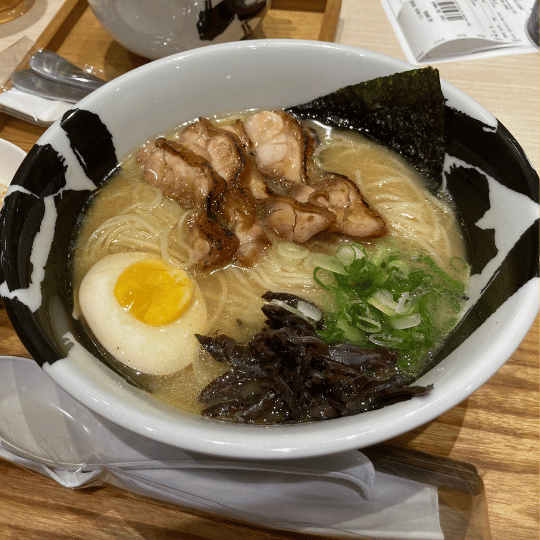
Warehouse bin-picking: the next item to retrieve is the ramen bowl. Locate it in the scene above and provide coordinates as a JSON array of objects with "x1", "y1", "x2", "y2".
[{"x1": 1, "y1": 40, "x2": 538, "y2": 459}]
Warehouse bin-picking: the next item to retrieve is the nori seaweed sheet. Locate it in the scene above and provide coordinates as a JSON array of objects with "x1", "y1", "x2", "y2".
[{"x1": 286, "y1": 66, "x2": 446, "y2": 182}]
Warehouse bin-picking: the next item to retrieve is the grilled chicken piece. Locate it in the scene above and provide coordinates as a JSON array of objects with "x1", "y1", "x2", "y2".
[
  {"x1": 199, "y1": 122, "x2": 272, "y2": 265},
  {"x1": 265, "y1": 173, "x2": 387, "y2": 244},
  {"x1": 229, "y1": 217, "x2": 272, "y2": 266},
  {"x1": 186, "y1": 211, "x2": 240, "y2": 270},
  {"x1": 309, "y1": 173, "x2": 387, "y2": 240},
  {"x1": 180, "y1": 118, "x2": 244, "y2": 182},
  {"x1": 137, "y1": 139, "x2": 214, "y2": 208},
  {"x1": 287, "y1": 182, "x2": 316, "y2": 203},
  {"x1": 143, "y1": 121, "x2": 271, "y2": 269},
  {"x1": 146, "y1": 137, "x2": 241, "y2": 269},
  {"x1": 179, "y1": 117, "x2": 271, "y2": 201},
  {"x1": 221, "y1": 119, "x2": 253, "y2": 151},
  {"x1": 187, "y1": 158, "x2": 241, "y2": 270},
  {"x1": 243, "y1": 110, "x2": 315, "y2": 184},
  {"x1": 265, "y1": 196, "x2": 335, "y2": 244},
  {"x1": 138, "y1": 119, "x2": 251, "y2": 205},
  {"x1": 220, "y1": 180, "x2": 271, "y2": 267}
]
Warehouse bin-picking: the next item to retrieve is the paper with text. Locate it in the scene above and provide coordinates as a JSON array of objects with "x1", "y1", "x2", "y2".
[{"x1": 380, "y1": 0, "x2": 538, "y2": 63}]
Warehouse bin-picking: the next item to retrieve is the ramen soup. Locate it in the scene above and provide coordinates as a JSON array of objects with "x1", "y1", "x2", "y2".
[{"x1": 71, "y1": 110, "x2": 469, "y2": 423}]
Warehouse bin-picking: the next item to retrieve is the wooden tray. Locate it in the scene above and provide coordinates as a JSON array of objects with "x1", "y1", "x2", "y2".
[{"x1": 0, "y1": 0, "x2": 341, "y2": 141}]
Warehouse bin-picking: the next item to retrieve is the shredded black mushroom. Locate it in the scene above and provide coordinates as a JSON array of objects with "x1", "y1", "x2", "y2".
[{"x1": 195, "y1": 292, "x2": 432, "y2": 424}]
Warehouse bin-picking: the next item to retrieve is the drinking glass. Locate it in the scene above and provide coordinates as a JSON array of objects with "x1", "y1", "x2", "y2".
[{"x1": 0, "y1": 0, "x2": 35, "y2": 24}]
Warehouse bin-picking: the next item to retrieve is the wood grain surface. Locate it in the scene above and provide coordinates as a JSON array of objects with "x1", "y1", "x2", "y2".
[{"x1": 0, "y1": 1, "x2": 538, "y2": 539}]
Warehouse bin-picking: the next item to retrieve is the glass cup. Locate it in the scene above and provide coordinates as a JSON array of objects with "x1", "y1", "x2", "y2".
[{"x1": 0, "y1": 0, "x2": 35, "y2": 24}]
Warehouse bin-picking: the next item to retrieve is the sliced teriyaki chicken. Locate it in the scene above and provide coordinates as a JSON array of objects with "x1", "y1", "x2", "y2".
[
  {"x1": 137, "y1": 138, "x2": 215, "y2": 209},
  {"x1": 137, "y1": 111, "x2": 388, "y2": 269},
  {"x1": 174, "y1": 117, "x2": 270, "y2": 201},
  {"x1": 309, "y1": 173, "x2": 388, "y2": 240},
  {"x1": 265, "y1": 196, "x2": 335, "y2": 244},
  {"x1": 220, "y1": 119, "x2": 253, "y2": 151},
  {"x1": 266, "y1": 173, "x2": 388, "y2": 244},
  {"x1": 137, "y1": 119, "x2": 249, "y2": 208},
  {"x1": 185, "y1": 160, "x2": 241, "y2": 270},
  {"x1": 218, "y1": 180, "x2": 271, "y2": 267},
  {"x1": 265, "y1": 174, "x2": 387, "y2": 243},
  {"x1": 180, "y1": 118, "x2": 244, "y2": 182},
  {"x1": 139, "y1": 135, "x2": 241, "y2": 269},
  {"x1": 185, "y1": 210, "x2": 240, "y2": 270},
  {"x1": 243, "y1": 110, "x2": 315, "y2": 184},
  {"x1": 189, "y1": 120, "x2": 272, "y2": 266},
  {"x1": 140, "y1": 120, "x2": 271, "y2": 269}
]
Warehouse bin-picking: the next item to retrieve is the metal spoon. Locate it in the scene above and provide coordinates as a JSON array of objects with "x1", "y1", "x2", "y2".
[
  {"x1": 11, "y1": 69, "x2": 94, "y2": 103},
  {"x1": 11, "y1": 51, "x2": 106, "y2": 103},
  {"x1": 29, "y1": 50, "x2": 106, "y2": 92}
]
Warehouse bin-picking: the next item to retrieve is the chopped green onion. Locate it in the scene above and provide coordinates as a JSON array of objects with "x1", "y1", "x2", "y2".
[
  {"x1": 369, "y1": 333, "x2": 403, "y2": 347},
  {"x1": 390, "y1": 313, "x2": 422, "y2": 329},
  {"x1": 336, "y1": 245, "x2": 364, "y2": 267},
  {"x1": 355, "y1": 316, "x2": 382, "y2": 333},
  {"x1": 313, "y1": 240, "x2": 469, "y2": 378},
  {"x1": 367, "y1": 290, "x2": 399, "y2": 316},
  {"x1": 297, "y1": 299, "x2": 324, "y2": 323},
  {"x1": 387, "y1": 259, "x2": 410, "y2": 278},
  {"x1": 336, "y1": 315, "x2": 365, "y2": 342},
  {"x1": 314, "y1": 267, "x2": 337, "y2": 287},
  {"x1": 395, "y1": 291, "x2": 410, "y2": 314},
  {"x1": 371, "y1": 244, "x2": 391, "y2": 266},
  {"x1": 312, "y1": 253, "x2": 348, "y2": 275},
  {"x1": 395, "y1": 292, "x2": 418, "y2": 315},
  {"x1": 374, "y1": 269, "x2": 389, "y2": 286}
]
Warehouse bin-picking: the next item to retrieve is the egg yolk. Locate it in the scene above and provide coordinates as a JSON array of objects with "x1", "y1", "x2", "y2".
[{"x1": 113, "y1": 259, "x2": 194, "y2": 326}]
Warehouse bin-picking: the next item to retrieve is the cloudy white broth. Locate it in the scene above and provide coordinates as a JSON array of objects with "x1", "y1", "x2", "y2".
[{"x1": 71, "y1": 109, "x2": 469, "y2": 421}]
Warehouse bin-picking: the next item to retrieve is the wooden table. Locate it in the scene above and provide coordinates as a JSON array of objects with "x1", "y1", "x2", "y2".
[{"x1": 0, "y1": 1, "x2": 538, "y2": 539}]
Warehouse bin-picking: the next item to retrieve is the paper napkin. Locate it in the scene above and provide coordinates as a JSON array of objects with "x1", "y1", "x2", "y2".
[{"x1": 0, "y1": 356, "x2": 443, "y2": 539}]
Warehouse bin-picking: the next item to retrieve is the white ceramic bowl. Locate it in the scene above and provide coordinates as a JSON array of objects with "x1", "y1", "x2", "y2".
[
  {"x1": 87, "y1": 0, "x2": 270, "y2": 59},
  {"x1": 1, "y1": 40, "x2": 538, "y2": 459}
]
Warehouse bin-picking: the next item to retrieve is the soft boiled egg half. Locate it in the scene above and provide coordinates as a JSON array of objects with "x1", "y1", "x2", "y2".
[{"x1": 78, "y1": 252, "x2": 207, "y2": 375}]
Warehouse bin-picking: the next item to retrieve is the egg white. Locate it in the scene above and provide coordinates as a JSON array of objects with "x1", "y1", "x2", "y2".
[{"x1": 78, "y1": 252, "x2": 207, "y2": 375}]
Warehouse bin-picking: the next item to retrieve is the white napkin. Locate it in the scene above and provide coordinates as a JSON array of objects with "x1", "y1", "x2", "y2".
[
  {"x1": 0, "y1": 87, "x2": 71, "y2": 126},
  {"x1": 0, "y1": 356, "x2": 443, "y2": 539}
]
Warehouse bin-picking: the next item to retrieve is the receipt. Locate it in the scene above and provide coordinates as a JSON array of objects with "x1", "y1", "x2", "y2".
[{"x1": 380, "y1": 0, "x2": 538, "y2": 63}]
